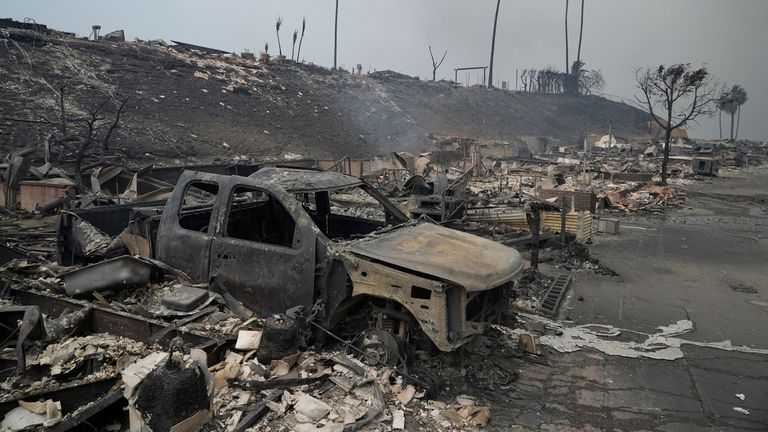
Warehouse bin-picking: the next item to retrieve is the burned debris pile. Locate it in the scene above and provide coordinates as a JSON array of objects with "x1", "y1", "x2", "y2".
[
  {"x1": 0, "y1": 127, "x2": 764, "y2": 431},
  {"x1": 540, "y1": 241, "x2": 618, "y2": 276},
  {"x1": 0, "y1": 257, "x2": 498, "y2": 431}
]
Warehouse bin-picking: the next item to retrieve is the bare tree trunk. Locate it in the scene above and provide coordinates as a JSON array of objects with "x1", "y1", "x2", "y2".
[
  {"x1": 565, "y1": 0, "x2": 569, "y2": 72},
  {"x1": 576, "y1": 0, "x2": 584, "y2": 63},
  {"x1": 662, "y1": 124, "x2": 671, "y2": 185},
  {"x1": 333, "y1": 0, "x2": 339, "y2": 70},
  {"x1": 59, "y1": 85, "x2": 67, "y2": 136},
  {"x1": 488, "y1": 0, "x2": 501, "y2": 89},
  {"x1": 735, "y1": 105, "x2": 741, "y2": 140},
  {"x1": 73, "y1": 137, "x2": 91, "y2": 194}
]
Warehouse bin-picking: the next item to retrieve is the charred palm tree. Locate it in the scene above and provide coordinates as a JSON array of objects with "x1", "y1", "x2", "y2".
[
  {"x1": 296, "y1": 18, "x2": 307, "y2": 62},
  {"x1": 291, "y1": 29, "x2": 298, "y2": 60},
  {"x1": 275, "y1": 17, "x2": 284, "y2": 57}
]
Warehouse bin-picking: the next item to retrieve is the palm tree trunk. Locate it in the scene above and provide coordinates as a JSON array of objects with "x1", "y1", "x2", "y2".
[
  {"x1": 333, "y1": 0, "x2": 339, "y2": 69},
  {"x1": 297, "y1": 35, "x2": 304, "y2": 62},
  {"x1": 730, "y1": 111, "x2": 735, "y2": 141},
  {"x1": 565, "y1": 0, "x2": 570, "y2": 72},
  {"x1": 488, "y1": 0, "x2": 501, "y2": 89},
  {"x1": 718, "y1": 110, "x2": 722, "y2": 140},
  {"x1": 577, "y1": 0, "x2": 584, "y2": 63},
  {"x1": 735, "y1": 105, "x2": 741, "y2": 140}
]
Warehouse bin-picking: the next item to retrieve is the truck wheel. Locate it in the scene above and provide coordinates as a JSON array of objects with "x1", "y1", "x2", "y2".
[{"x1": 356, "y1": 328, "x2": 403, "y2": 368}]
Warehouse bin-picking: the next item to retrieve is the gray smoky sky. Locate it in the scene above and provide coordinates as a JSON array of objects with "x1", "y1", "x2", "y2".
[{"x1": 5, "y1": 0, "x2": 767, "y2": 141}]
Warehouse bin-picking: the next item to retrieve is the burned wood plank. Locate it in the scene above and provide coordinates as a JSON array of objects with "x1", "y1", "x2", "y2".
[{"x1": 233, "y1": 374, "x2": 329, "y2": 392}]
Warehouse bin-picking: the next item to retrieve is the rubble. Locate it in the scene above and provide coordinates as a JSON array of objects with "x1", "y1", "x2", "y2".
[
  {"x1": 540, "y1": 241, "x2": 619, "y2": 275},
  {"x1": 0, "y1": 244, "x2": 518, "y2": 432}
]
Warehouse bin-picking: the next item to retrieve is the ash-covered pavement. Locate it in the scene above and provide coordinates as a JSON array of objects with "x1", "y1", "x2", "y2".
[{"x1": 469, "y1": 169, "x2": 768, "y2": 431}]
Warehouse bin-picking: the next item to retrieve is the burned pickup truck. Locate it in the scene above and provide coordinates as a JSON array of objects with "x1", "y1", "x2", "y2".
[{"x1": 58, "y1": 168, "x2": 524, "y2": 352}]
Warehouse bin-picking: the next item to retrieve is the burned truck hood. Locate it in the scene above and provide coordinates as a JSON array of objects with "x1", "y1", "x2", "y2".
[{"x1": 348, "y1": 223, "x2": 523, "y2": 292}]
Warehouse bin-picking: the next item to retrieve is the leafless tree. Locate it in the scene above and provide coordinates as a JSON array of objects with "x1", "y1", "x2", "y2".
[
  {"x1": 3, "y1": 86, "x2": 128, "y2": 193},
  {"x1": 487, "y1": 0, "x2": 501, "y2": 89},
  {"x1": 429, "y1": 46, "x2": 447, "y2": 81},
  {"x1": 578, "y1": 68, "x2": 605, "y2": 95},
  {"x1": 534, "y1": 68, "x2": 564, "y2": 94},
  {"x1": 635, "y1": 64, "x2": 719, "y2": 184},
  {"x1": 520, "y1": 69, "x2": 530, "y2": 92}
]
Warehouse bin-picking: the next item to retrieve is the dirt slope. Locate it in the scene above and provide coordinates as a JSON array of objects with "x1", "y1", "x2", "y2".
[{"x1": 0, "y1": 27, "x2": 650, "y2": 162}]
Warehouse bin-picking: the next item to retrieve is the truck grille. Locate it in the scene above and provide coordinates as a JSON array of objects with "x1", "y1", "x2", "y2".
[{"x1": 466, "y1": 282, "x2": 510, "y2": 323}]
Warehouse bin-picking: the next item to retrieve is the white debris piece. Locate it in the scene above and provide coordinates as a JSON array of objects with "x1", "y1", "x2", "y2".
[
  {"x1": 294, "y1": 394, "x2": 332, "y2": 421},
  {"x1": 1, "y1": 399, "x2": 62, "y2": 430},
  {"x1": 392, "y1": 409, "x2": 405, "y2": 430},
  {"x1": 501, "y1": 314, "x2": 768, "y2": 361},
  {"x1": 735, "y1": 393, "x2": 746, "y2": 401},
  {"x1": 733, "y1": 407, "x2": 750, "y2": 415},
  {"x1": 1, "y1": 407, "x2": 48, "y2": 431},
  {"x1": 234, "y1": 330, "x2": 263, "y2": 350}
]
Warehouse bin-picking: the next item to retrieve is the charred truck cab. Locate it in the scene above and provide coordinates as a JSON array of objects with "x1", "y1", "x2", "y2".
[{"x1": 155, "y1": 168, "x2": 524, "y2": 352}]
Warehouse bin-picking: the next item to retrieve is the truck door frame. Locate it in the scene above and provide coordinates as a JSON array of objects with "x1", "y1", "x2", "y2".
[
  {"x1": 156, "y1": 171, "x2": 222, "y2": 283},
  {"x1": 208, "y1": 177, "x2": 317, "y2": 317}
]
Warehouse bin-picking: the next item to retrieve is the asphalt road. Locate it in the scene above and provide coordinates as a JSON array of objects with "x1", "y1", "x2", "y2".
[{"x1": 481, "y1": 170, "x2": 768, "y2": 431}]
